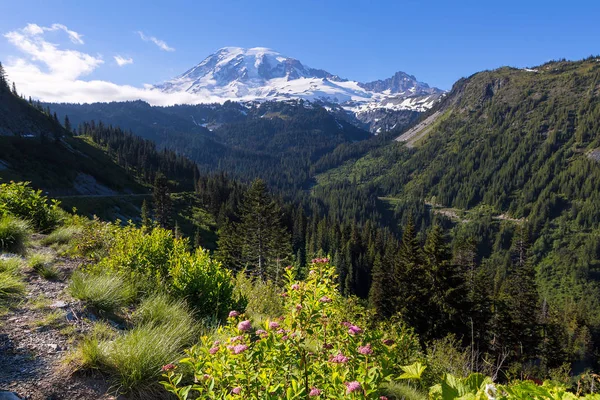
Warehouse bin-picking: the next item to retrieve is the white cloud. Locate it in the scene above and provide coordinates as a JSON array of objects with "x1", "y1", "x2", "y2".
[
  {"x1": 114, "y1": 55, "x2": 133, "y2": 66},
  {"x1": 136, "y1": 31, "x2": 175, "y2": 52},
  {"x1": 4, "y1": 23, "x2": 102, "y2": 80},
  {"x1": 2, "y1": 23, "x2": 218, "y2": 106}
]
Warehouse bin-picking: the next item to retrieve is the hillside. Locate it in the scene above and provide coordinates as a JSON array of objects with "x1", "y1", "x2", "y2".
[{"x1": 47, "y1": 100, "x2": 373, "y2": 191}]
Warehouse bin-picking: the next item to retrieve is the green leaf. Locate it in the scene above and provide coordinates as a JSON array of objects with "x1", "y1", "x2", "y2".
[{"x1": 399, "y1": 361, "x2": 427, "y2": 380}]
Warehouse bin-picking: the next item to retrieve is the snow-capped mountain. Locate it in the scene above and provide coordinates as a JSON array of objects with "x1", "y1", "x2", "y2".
[{"x1": 156, "y1": 47, "x2": 444, "y2": 132}]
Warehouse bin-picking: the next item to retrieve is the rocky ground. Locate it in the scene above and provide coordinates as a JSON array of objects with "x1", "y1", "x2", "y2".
[{"x1": 0, "y1": 237, "x2": 114, "y2": 400}]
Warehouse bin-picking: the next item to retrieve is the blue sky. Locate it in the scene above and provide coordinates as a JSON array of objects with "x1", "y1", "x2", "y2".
[{"x1": 1, "y1": 0, "x2": 599, "y2": 102}]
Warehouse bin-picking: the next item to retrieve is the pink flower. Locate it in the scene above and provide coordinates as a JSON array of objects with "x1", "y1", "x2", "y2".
[
  {"x1": 309, "y1": 270, "x2": 316, "y2": 275},
  {"x1": 382, "y1": 339, "x2": 395, "y2": 346},
  {"x1": 295, "y1": 304, "x2": 303, "y2": 311},
  {"x1": 358, "y1": 344, "x2": 373, "y2": 355},
  {"x1": 291, "y1": 283, "x2": 300, "y2": 290},
  {"x1": 232, "y1": 387, "x2": 242, "y2": 395},
  {"x1": 161, "y1": 363, "x2": 176, "y2": 372},
  {"x1": 282, "y1": 335, "x2": 289, "y2": 341},
  {"x1": 348, "y1": 325, "x2": 362, "y2": 335},
  {"x1": 309, "y1": 387, "x2": 322, "y2": 396},
  {"x1": 329, "y1": 352, "x2": 349, "y2": 363},
  {"x1": 281, "y1": 292, "x2": 289, "y2": 297},
  {"x1": 268, "y1": 321, "x2": 280, "y2": 330},
  {"x1": 209, "y1": 346, "x2": 219, "y2": 354},
  {"x1": 342, "y1": 321, "x2": 351, "y2": 327},
  {"x1": 237, "y1": 320, "x2": 252, "y2": 331},
  {"x1": 319, "y1": 296, "x2": 332, "y2": 303},
  {"x1": 285, "y1": 265, "x2": 293, "y2": 270},
  {"x1": 230, "y1": 335, "x2": 244, "y2": 342},
  {"x1": 213, "y1": 340, "x2": 221, "y2": 346},
  {"x1": 231, "y1": 344, "x2": 248, "y2": 354},
  {"x1": 228, "y1": 310, "x2": 239, "y2": 318},
  {"x1": 380, "y1": 397, "x2": 389, "y2": 400},
  {"x1": 345, "y1": 381, "x2": 362, "y2": 393},
  {"x1": 256, "y1": 329, "x2": 267, "y2": 337}
]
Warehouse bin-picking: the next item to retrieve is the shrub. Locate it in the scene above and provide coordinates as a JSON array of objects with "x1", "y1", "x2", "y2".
[
  {"x1": 69, "y1": 272, "x2": 135, "y2": 313},
  {"x1": 0, "y1": 215, "x2": 30, "y2": 254},
  {"x1": 168, "y1": 247, "x2": 235, "y2": 320},
  {"x1": 0, "y1": 181, "x2": 63, "y2": 231},
  {"x1": 162, "y1": 259, "x2": 422, "y2": 399},
  {"x1": 233, "y1": 272, "x2": 285, "y2": 319},
  {"x1": 71, "y1": 218, "x2": 118, "y2": 260}
]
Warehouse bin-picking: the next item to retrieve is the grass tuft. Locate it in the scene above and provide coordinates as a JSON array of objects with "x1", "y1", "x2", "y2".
[
  {"x1": 28, "y1": 252, "x2": 59, "y2": 280},
  {"x1": 41, "y1": 225, "x2": 84, "y2": 246},
  {"x1": 0, "y1": 257, "x2": 25, "y2": 311},
  {"x1": 73, "y1": 294, "x2": 197, "y2": 395},
  {"x1": 0, "y1": 215, "x2": 31, "y2": 254},
  {"x1": 380, "y1": 381, "x2": 427, "y2": 400},
  {"x1": 69, "y1": 272, "x2": 135, "y2": 313}
]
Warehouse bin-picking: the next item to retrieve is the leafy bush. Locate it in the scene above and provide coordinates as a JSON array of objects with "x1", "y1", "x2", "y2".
[
  {"x1": 69, "y1": 272, "x2": 135, "y2": 313},
  {"x1": 162, "y1": 259, "x2": 422, "y2": 399},
  {"x1": 0, "y1": 181, "x2": 63, "y2": 231},
  {"x1": 0, "y1": 215, "x2": 30, "y2": 254},
  {"x1": 71, "y1": 218, "x2": 118, "y2": 260},
  {"x1": 233, "y1": 272, "x2": 285, "y2": 320},
  {"x1": 168, "y1": 247, "x2": 235, "y2": 320}
]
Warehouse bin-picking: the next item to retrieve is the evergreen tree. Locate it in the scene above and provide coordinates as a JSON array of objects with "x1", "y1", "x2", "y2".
[
  {"x1": 64, "y1": 115, "x2": 72, "y2": 134},
  {"x1": 11, "y1": 81, "x2": 17, "y2": 95},
  {"x1": 0, "y1": 62, "x2": 7, "y2": 89},
  {"x1": 153, "y1": 173, "x2": 172, "y2": 229},
  {"x1": 140, "y1": 199, "x2": 151, "y2": 229}
]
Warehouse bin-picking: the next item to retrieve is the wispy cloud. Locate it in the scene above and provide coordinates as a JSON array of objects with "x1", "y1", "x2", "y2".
[
  {"x1": 4, "y1": 23, "x2": 102, "y2": 80},
  {"x1": 136, "y1": 31, "x2": 175, "y2": 52},
  {"x1": 114, "y1": 55, "x2": 133, "y2": 66},
  {"x1": 3, "y1": 23, "x2": 219, "y2": 105}
]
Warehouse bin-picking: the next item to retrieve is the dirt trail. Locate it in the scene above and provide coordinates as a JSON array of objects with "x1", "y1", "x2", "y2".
[{"x1": 0, "y1": 238, "x2": 114, "y2": 400}]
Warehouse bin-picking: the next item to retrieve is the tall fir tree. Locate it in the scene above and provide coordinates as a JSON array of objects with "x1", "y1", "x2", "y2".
[{"x1": 153, "y1": 173, "x2": 172, "y2": 229}]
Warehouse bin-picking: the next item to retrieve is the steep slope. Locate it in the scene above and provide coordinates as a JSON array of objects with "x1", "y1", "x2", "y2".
[{"x1": 314, "y1": 57, "x2": 600, "y2": 348}]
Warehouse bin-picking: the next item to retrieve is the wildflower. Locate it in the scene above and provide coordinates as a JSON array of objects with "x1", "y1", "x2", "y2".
[
  {"x1": 277, "y1": 328, "x2": 287, "y2": 335},
  {"x1": 323, "y1": 343, "x2": 333, "y2": 350},
  {"x1": 203, "y1": 374, "x2": 211, "y2": 380},
  {"x1": 382, "y1": 339, "x2": 395, "y2": 346},
  {"x1": 231, "y1": 344, "x2": 248, "y2": 354},
  {"x1": 237, "y1": 320, "x2": 252, "y2": 332},
  {"x1": 329, "y1": 352, "x2": 349, "y2": 363},
  {"x1": 309, "y1": 270, "x2": 316, "y2": 275},
  {"x1": 282, "y1": 335, "x2": 289, "y2": 341},
  {"x1": 380, "y1": 397, "x2": 389, "y2": 400},
  {"x1": 291, "y1": 283, "x2": 300, "y2": 290},
  {"x1": 269, "y1": 321, "x2": 280, "y2": 330},
  {"x1": 213, "y1": 340, "x2": 221, "y2": 346},
  {"x1": 309, "y1": 387, "x2": 322, "y2": 396},
  {"x1": 209, "y1": 346, "x2": 219, "y2": 354},
  {"x1": 256, "y1": 329, "x2": 267, "y2": 337},
  {"x1": 348, "y1": 325, "x2": 362, "y2": 335},
  {"x1": 228, "y1": 310, "x2": 239, "y2": 318},
  {"x1": 319, "y1": 296, "x2": 332, "y2": 303},
  {"x1": 232, "y1": 387, "x2": 242, "y2": 395},
  {"x1": 230, "y1": 335, "x2": 244, "y2": 342},
  {"x1": 285, "y1": 265, "x2": 293, "y2": 270},
  {"x1": 485, "y1": 384, "x2": 497, "y2": 400},
  {"x1": 358, "y1": 344, "x2": 373, "y2": 355},
  {"x1": 281, "y1": 292, "x2": 289, "y2": 297},
  {"x1": 161, "y1": 363, "x2": 176, "y2": 372},
  {"x1": 345, "y1": 381, "x2": 361, "y2": 393},
  {"x1": 295, "y1": 304, "x2": 303, "y2": 311},
  {"x1": 341, "y1": 321, "x2": 351, "y2": 327}
]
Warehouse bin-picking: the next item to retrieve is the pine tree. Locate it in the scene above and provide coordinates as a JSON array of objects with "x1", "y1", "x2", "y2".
[
  {"x1": 11, "y1": 81, "x2": 17, "y2": 95},
  {"x1": 0, "y1": 62, "x2": 7, "y2": 89},
  {"x1": 153, "y1": 173, "x2": 172, "y2": 229},
  {"x1": 140, "y1": 199, "x2": 151, "y2": 229},
  {"x1": 64, "y1": 115, "x2": 72, "y2": 134}
]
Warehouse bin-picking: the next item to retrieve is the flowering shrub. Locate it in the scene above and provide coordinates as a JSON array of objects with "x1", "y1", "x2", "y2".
[{"x1": 161, "y1": 259, "x2": 421, "y2": 399}]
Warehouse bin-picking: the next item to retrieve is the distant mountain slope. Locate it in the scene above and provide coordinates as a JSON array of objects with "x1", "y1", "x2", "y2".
[
  {"x1": 154, "y1": 47, "x2": 445, "y2": 132},
  {"x1": 48, "y1": 100, "x2": 372, "y2": 191}
]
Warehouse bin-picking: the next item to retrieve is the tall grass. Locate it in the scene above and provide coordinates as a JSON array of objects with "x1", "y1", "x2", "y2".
[
  {"x1": 69, "y1": 272, "x2": 135, "y2": 313},
  {"x1": 74, "y1": 294, "x2": 197, "y2": 395},
  {"x1": 0, "y1": 258, "x2": 25, "y2": 310},
  {"x1": 0, "y1": 215, "x2": 30, "y2": 254},
  {"x1": 41, "y1": 225, "x2": 84, "y2": 246}
]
